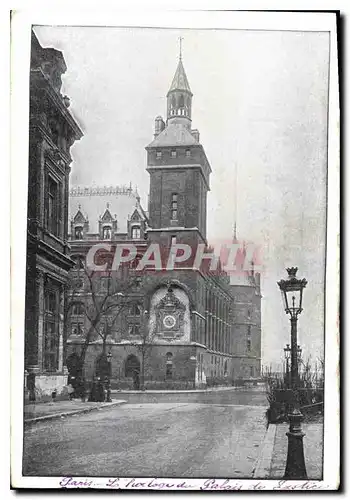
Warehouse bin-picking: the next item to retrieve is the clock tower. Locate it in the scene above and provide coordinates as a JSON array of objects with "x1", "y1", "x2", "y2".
[{"x1": 145, "y1": 52, "x2": 211, "y2": 254}]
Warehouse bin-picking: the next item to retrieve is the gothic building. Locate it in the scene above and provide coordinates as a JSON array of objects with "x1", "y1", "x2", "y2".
[
  {"x1": 24, "y1": 31, "x2": 83, "y2": 399},
  {"x1": 67, "y1": 54, "x2": 261, "y2": 388}
]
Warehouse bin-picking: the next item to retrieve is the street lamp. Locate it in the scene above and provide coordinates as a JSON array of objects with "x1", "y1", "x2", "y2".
[
  {"x1": 105, "y1": 350, "x2": 112, "y2": 402},
  {"x1": 284, "y1": 344, "x2": 291, "y2": 388},
  {"x1": 278, "y1": 267, "x2": 308, "y2": 479}
]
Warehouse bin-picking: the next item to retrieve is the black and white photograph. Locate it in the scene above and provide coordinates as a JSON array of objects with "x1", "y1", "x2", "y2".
[{"x1": 10, "y1": 8, "x2": 340, "y2": 491}]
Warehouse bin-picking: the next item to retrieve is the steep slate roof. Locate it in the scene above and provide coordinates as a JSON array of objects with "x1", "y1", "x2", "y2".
[
  {"x1": 147, "y1": 122, "x2": 198, "y2": 148},
  {"x1": 168, "y1": 59, "x2": 192, "y2": 94},
  {"x1": 229, "y1": 273, "x2": 253, "y2": 287},
  {"x1": 69, "y1": 186, "x2": 145, "y2": 235}
]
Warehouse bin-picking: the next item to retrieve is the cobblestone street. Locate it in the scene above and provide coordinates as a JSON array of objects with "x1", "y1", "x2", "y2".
[{"x1": 23, "y1": 389, "x2": 268, "y2": 478}]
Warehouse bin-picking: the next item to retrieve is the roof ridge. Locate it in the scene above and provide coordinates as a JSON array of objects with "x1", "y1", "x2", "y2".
[{"x1": 70, "y1": 185, "x2": 137, "y2": 197}]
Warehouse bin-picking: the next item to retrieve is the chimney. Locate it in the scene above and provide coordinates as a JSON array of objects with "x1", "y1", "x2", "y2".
[
  {"x1": 191, "y1": 129, "x2": 200, "y2": 142},
  {"x1": 154, "y1": 116, "x2": 165, "y2": 138}
]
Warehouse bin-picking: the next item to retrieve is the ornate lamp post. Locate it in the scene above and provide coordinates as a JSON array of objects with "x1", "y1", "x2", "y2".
[
  {"x1": 278, "y1": 267, "x2": 308, "y2": 479},
  {"x1": 284, "y1": 344, "x2": 291, "y2": 388}
]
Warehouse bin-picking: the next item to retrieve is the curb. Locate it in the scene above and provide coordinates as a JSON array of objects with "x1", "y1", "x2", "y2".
[
  {"x1": 112, "y1": 386, "x2": 261, "y2": 394},
  {"x1": 24, "y1": 400, "x2": 127, "y2": 426},
  {"x1": 253, "y1": 424, "x2": 277, "y2": 479}
]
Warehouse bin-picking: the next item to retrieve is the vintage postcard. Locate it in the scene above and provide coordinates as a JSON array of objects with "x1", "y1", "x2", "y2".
[{"x1": 10, "y1": 8, "x2": 340, "y2": 491}]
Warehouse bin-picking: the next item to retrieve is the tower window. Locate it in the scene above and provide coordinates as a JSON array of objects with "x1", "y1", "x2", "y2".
[
  {"x1": 171, "y1": 193, "x2": 178, "y2": 220},
  {"x1": 131, "y1": 226, "x2": 141, "y2": 239},
  {"x1": 171, "y1": 150, "x2": 177, "y2": 158},
  {"x1": 247, "y1": 339, "x2": 251, "y2": 353},
  {"x1": 102, "y1": 226, "x2": 112, "y2": 240},
  {"x1": 186, "y1": 149, "x2": 191, "y2": 158},
  {"x1": 156, "y1": 151, "x2": 162, "y2": 159}
]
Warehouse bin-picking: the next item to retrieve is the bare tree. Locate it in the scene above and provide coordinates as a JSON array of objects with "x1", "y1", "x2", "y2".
[{"x1": 66, "y1": 257, "x2": 138, "y2": 369}]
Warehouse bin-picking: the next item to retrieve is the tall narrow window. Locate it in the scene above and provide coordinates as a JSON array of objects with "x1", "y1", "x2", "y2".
[
  {"x1": 166, "y1": 352, "x2": 173, "y2": 379},
  {"x1": 44, "y1": 286, "x2": 60, "y2": 372},
  {"x1": 128, "y1": 325, "x2": 140, "y2": 336},
  {"x1": 166, "y1": 364, "x2": 173, "y2": 379},
  {"x1": 186, "y1": 149, "x2": 191, "y2": 158},
  {"x1": 74, "y1": 226, "x2": 83, "y2": 240},
  {"x1": 171, "y1": 193, "x2": 178, "y2": 220},
  {"x1": 47, "y1": 177, "x2": 59, "y2": 236},
  {"x1": 131, "y1": 226, "x2": 141, "y2": 239},
  {"x1": 129, "y1": 303, "x2": 141, "y2": 316},
  {"x1": 247, "y1": 339, "x2": 251, "y2": 353},
  {"x1": 102, "y1": 226, "x2": 112, "y2": 239}
]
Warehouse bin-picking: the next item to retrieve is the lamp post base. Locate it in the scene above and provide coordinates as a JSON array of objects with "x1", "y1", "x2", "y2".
[{"x1": 284, "y1": 409, "x2": 307, "y2": 479}]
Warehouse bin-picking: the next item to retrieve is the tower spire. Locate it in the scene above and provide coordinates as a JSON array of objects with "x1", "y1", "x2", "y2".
[
  {"x1": 179, "y1": 36, "x2": 183, "y2": 60},
  {"x1": 233, "y1": 162, "x2": 238, "y2": 242}
]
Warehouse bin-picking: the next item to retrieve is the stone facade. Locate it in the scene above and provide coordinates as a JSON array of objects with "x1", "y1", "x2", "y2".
[
  {"x1": 24, "y1": 31, "x2": 83, "y2": 400},
  {"x1": 66, "y1": 54, "x2": 261, "y2": 389}
]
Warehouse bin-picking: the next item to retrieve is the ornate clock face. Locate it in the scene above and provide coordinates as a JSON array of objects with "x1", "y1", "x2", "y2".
[{"x1": 163, "y1": 315, "x2": 176, "y2": 329}]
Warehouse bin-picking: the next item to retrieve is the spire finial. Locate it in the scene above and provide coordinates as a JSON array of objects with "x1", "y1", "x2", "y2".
[{"x1": 179, "y1": 36, "x2": 184, "y2": 60}]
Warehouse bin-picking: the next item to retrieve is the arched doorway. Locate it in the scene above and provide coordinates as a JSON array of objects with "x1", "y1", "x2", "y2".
[{"x1": 125, "y1": 355, "x2": 140, "y2": 389}]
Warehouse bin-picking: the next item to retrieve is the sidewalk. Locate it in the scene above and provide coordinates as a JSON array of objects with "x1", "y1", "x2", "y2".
[
  {"x1": 24, "y1": 399, "x2": 127, "y2": 425},
  {"x1": 254, "y1": 419, "x2": 323, "y2": 479}
]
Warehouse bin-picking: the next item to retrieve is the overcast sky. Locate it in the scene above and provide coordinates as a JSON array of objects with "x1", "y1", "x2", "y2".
[{"x1": 34, "y1": 26, "x2": 329, "y2": 368}]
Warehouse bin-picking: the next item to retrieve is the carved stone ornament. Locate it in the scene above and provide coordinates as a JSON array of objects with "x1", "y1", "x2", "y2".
[{"x1": 155, "y1": 287, "x2": 186, "y2": 338}]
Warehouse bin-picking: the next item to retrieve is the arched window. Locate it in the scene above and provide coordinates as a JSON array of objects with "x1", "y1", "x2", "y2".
[
  {"x1": 178, "y1": 94, "x2": 185, "y2": 108},
  {"x1": 71, "y1": 302, "x2": 85, "y2": 315},
  {"x1": 171, "y1": 95, "x2": 176, "y2": 108}
]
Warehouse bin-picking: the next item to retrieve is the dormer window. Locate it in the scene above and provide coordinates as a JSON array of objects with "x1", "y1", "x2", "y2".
[
  {"x1": 171, "y1": 150, "x2": 177, "y2": 158},
  {"x1": 102, "y1": 226, "x2": 112, "y2": 240},
  {"x1": 74, "y1": 226, "x2": 83, "y2": 240},
  {"x1": 156, "y1": 151, "x2": 162, "y2": 159},
  {"x1": 131, "y1": 226, "x2": 141, "y2": 239}
]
